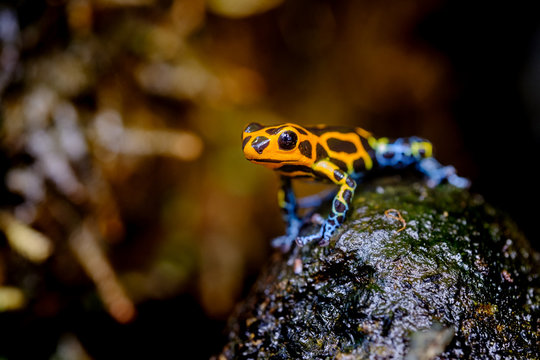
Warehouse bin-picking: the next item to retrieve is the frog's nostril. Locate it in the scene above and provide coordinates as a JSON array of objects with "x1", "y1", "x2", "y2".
[{"x1": 252, "y1": 136, "x2": 270, "y2": 154}]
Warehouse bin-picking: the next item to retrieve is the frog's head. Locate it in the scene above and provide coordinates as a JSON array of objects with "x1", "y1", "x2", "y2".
[{"x1": 242, "y1": 123, "x2": 314, "y2": 170}]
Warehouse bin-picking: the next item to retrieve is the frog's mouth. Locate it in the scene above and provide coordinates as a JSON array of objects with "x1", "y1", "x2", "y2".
[{"x1": 248, "y1": 158, "x2": 294, "y2": 163}]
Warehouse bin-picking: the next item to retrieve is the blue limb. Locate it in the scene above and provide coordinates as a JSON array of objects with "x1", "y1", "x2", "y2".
[
  {"x1": 297, "y1": 188, "x2": 337, "y2": 209},
  {"x1": 293, "y1": 190, "x2": 340, "y2": 247},
  {"x1": 273, "y1": 180, "x2": 340, "y2": 251},
  {"x1": 271, "y1": 176, "x2": 301, "y2": 252},
  {"x1": 296, "y1": 165, "x2": 357, "y2": 247},
  {"x1": 417, "y1": 158, "x2": 470, "y2": 189},
  {"x1": 295, "y1": 226, "x2": 323, "y2": 247},
  {"x1": 374, "y1": 136, "x2": 470, "y2": 189},
  {"x1": 271, "y1": 217, "x2": 301, "y2": 252}
]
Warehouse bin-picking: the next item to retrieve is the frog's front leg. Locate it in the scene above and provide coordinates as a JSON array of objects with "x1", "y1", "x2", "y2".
[
  {"x1": 271, "y1": 176, "x2": 302, "y2": 252},
  {"x1": 296, "y1": 161, "x2": 357, "y2": 247}
]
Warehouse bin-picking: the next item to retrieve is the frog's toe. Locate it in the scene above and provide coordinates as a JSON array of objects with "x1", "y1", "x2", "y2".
[
  {"x1": 317, "y1": 237, "x2": 330, "y2": 246},
  {"x1": 317, "y1": 226, "x2": 336, "y2": 247},
  {"x1": 296, "y1": 230, "x2": 322, "y2": 247},
  {"x1": 271, "y1": 235, "x2": 294, "y2": 252},
  {"x1": 448, "y1": 174, "x2": 471, "y2": 189}
]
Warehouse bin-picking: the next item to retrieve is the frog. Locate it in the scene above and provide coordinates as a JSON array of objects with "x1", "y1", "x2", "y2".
[{"x1": 242, "y1": 122, "x2": 470, "y2": 251}]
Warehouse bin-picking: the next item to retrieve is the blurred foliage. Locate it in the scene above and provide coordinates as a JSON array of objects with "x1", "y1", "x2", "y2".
[{"x1": 0, "y1": 0, "x2": 498, "y2": 358}]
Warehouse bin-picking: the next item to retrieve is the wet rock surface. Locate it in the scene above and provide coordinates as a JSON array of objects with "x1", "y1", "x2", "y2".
[{"x1": 220, "y1": 178, "x2": 540, "y2": 359}]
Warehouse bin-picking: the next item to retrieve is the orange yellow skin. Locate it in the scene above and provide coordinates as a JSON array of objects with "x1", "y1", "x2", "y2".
[{"x1": 242, "y1": 123, "x2": 373, "y2": 177}]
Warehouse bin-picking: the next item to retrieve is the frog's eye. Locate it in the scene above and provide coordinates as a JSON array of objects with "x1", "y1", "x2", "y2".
[{"x1": 278, "y1": 131, "x2": 298, "y2": 150}]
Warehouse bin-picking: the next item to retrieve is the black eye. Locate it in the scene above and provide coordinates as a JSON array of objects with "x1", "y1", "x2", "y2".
[{"x1": 278, "y1": 131, "x2": 298, "y2": 150}]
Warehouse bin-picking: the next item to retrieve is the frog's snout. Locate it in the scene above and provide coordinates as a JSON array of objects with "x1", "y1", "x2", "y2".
[{"x1": 242, "y1": 123, "x2": 269, "y2": 158}]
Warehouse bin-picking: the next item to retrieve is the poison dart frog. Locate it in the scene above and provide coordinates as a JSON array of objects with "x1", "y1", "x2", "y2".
[{"x1": 242, "y1": 123, "x2": 469, "y2": 251}]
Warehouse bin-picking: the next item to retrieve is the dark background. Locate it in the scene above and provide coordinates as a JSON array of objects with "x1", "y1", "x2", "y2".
[
  {"x1": 420, "y1": 2, "x2": 540, "y2": 251},
  {"x1": 1, "y1": 0, "x2": 539, "y2": 358}
]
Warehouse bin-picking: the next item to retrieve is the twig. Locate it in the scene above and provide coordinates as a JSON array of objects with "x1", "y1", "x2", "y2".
[{"x1": 384, "y1": 208, "x2": 407, "y2": 233}]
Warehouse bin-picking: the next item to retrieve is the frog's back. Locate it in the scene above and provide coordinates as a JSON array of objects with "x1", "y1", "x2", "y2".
[{"x1": 304, "y1": 125, "x2": 375, "y2": 177}]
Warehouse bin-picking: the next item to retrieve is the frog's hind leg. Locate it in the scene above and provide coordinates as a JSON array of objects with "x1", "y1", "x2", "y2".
[
  {"x1": 297, "y1": 188, "x2": 337, "y2": 209},
  {"x1": 416, "y1": 157, "x2": 470, "y2": 188},
  {"x1": 374, "y1": 136, "x2": 470, "y2": 189}
]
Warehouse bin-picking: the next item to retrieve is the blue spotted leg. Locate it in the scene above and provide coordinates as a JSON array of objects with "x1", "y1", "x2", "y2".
[
  {"x1": 296, "y1": 161, "x2": 357, "y2": 247},
  {"x1": 272, "y1": 181, "x2": 341, "y2": 250},
  {"x1": 373, "y1": 136, "x2": 470, "y2": 189}
]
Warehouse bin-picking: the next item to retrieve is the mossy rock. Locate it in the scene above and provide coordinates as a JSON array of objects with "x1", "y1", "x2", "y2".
[{"x1": 219, "y1": 178, "x2": 540, "y2": 359}]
